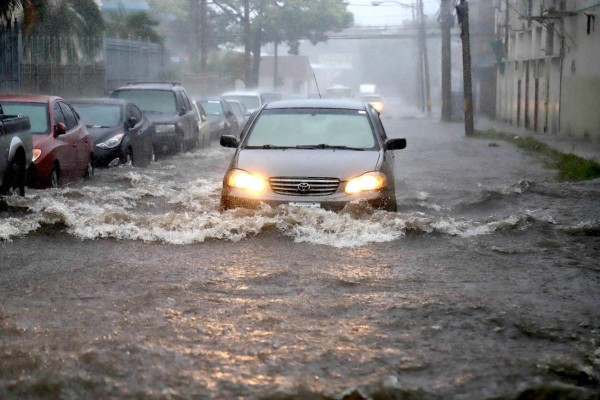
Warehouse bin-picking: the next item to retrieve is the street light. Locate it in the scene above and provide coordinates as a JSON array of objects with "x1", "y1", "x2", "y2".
[{"x1": 372, "y1": 0, "x2": 431, "y2": 115}]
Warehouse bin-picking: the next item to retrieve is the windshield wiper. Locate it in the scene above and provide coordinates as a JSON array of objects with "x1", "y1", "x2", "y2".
[
  {"x1": 295, "y1": 144, "x2": 365, "y2": 151},
  {"x1": 246, "y1": 144, "x2": 293, "y2": 149}
]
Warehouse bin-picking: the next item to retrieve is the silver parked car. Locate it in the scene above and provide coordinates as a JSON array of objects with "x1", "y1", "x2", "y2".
[{"x1": 219, "y1": 99, "x2": 406, "y2": 211}]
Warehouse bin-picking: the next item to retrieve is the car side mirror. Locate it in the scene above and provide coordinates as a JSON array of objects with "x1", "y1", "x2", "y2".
[
  {"x1": 201, "y1": 115, "x2": 207, "y2": 123},
  {"x1": 54, "y1": 122, "x2": 67, "y2": 137},
  {"x1": 178, "y1": 107, "x2": 186, "y2": 116},
  {"x1": 220, "y1": 134, "x2": 238, "y2": 148},
  {"x1": 127, "y1": 116, "x2": 138, "y2": 129},
  {"x1": 385, "y1": 138, "x2": 406, "y2": 150}
]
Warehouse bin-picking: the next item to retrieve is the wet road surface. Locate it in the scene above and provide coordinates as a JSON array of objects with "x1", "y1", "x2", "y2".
[{"x1": 1, "y1": 108, "x2": 599, "y2": 399}]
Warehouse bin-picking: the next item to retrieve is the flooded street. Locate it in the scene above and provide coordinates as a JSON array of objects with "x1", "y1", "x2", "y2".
[{"x1": 1, "y1": 108, "x2": 599, "y2": 399}]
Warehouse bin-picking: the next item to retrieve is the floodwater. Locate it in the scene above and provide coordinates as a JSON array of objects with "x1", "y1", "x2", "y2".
[{"x1": 1, "y1": 106, "x2": 599, "y2": 399}]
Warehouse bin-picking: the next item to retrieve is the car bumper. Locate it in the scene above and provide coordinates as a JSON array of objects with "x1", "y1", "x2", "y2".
[
  {"x1": 93, "y1": 147, "x2": 123, "y2": 167},
  {"x1": 220, "y1": 187, "x2": 396, "y2": 212}
]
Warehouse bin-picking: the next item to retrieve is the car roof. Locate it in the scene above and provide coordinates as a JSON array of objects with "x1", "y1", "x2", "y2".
[
  {"x1": 115, "y1": 82, "x2": 183, "y2": 91},
  {"x1": 263, "y1": 99, "x2": 368, "y2": 111},
  {"x1": 0, "y1": 94, "x2": 63, "y2": 103},
  {"x1": 70, "y1": 98, "x2": 128, "y2": 106},
  {"x1": 221, "y1": 91, "x2": 262, "y2": 97}
]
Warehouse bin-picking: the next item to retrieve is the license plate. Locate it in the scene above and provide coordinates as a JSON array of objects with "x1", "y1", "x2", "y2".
[{"x1": 289, "y1": 202, "x2": 321, "y2": 208}]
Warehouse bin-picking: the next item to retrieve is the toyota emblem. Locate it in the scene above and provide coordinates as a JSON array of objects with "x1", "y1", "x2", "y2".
[{"x1": 297, "y1": 182, "x2": 311, "y2": 192}]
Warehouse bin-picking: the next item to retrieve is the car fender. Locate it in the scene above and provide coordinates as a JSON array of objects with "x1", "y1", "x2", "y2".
[{"x1": 8, "y1": 135, "x2": 32, "y2": 169}]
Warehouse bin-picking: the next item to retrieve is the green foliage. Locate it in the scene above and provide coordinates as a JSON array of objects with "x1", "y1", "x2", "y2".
[
  {"x1": 473, "y1": 129, "x2": 600, "y2": 182},
  {"x1": 105, "y1": 4, "x2": 163, "y2": 44}
]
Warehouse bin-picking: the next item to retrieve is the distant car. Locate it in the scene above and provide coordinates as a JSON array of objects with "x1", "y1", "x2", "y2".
[
  {"x1": 195, "y1": 97, "x2": 240, "y2": 141},
  {"x1": 219, "y1": 99, "x2": 406, "y2": 211},
  {"x1": 110, "y1": 82, "x2": 199, "y2": 155},
  {"x1": 71, "y1": 98, "x2": 154, "y2": 168},
  {"x1": 224, "y1": 99, "x2": 251, "y2": 133},
  {"x1": 359, "y1": 94, "x2": 384, "y2": 113},
  {"x1": 221, "y1": 90, "x2": 280, "y2": 114},
  {"x1": 0, "y1": 94, "x2": 94, "y2": 189},
  {"x1": 191, "y1": 101, "x2": 212, "y2": 149},
  {"x1": 0, "y1": 108, "x2": 33, "y2": 196}
]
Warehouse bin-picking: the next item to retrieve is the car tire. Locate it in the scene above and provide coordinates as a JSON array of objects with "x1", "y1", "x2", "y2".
[
  {"x1": 12, "y1": 159, "x2": 26, "y2": 196},
  {"x1": 84, "y1": 157, "x2": 94, "y2": 179},
  {"x1": 1, "y1": 158, "x2": 25, "y2": 196},
  {"x1": 121, "y1": 148, "x2": 133, "y2": 166},
  {"x1": 51, "y1": 164, "x2": 60, "y2": 188}
]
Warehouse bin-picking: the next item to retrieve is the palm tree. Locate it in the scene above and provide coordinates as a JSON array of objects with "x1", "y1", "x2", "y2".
[{"x1": 105, "y1": 4, "x2": 163, "y2": 44}]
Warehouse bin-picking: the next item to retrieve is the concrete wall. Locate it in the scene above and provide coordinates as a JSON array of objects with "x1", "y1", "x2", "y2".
[{"x1": 495, "y1": 0, "x2": 600, "y2": 142}]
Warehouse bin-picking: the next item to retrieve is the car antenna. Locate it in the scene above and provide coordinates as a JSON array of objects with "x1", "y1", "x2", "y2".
[{"x1": 312, "y1": 71, "x2": 322, "y2": 99}]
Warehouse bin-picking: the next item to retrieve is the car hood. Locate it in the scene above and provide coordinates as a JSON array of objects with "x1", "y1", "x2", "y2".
[
  {"x1": 235, "y1": 149, "x2": 381, "y2": 179},
  {"x1": 86, "y1": 126, "x2": 123, "y2": 144}
]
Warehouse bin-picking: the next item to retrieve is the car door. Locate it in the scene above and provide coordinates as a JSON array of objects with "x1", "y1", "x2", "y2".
[
  {"x1": 126, "y1": 103, "x2": 151, "y2": 165},
  {"x1": 178, "y1": 89, "x2": 197, "y2": 143},
  {"x1": 52, "y1": 101, "x2": 80, "y2": 182},
  {"x1": 59, "y1": 101, "x2": 90, "y2": 178}
]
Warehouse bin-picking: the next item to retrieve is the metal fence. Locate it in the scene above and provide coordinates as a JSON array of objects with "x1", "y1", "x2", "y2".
[
  {"x1": 0, "y1": 28, "x2": 172, "y2": 97},
  {"x1": 0, "y1": 24, "x2": 21, "y2": 93},
  {"x1": 104, "y1": 37, "x2": 170, "y2": 93}
]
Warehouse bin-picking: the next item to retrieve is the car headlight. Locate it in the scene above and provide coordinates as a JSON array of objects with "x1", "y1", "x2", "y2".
[
  {"x1": 226, "y1": 169, "x2": 266, "y2": 193},
  {"x1": 345, "y1": 171, "x2": 387, "y2": 194},
  {"x1": 371, "y1": 101, "x2": 384, "y2": 113},
  {"x1": 155, "y1": 124, "x2": 176, "y2": 134},
  {"x1": 32, "y1": 148, "x2": 42, "y2": 162},
  {"x1": 95, "y1": 133, "x2": 124, "y2": 149}
]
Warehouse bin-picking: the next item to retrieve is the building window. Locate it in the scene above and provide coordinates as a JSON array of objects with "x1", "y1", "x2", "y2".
[{"x1": 586, "y1": 13, "x2": 596, "y2": 35}]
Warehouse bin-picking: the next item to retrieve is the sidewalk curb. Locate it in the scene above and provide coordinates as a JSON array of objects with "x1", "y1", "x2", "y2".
[{"x1": 475, "y1": 118, "x2": 600, "y2": 163}]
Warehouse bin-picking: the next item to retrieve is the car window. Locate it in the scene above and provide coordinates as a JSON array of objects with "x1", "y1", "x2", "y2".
[
  {"x1": 194, "y1": 103, "x2": 207, "y2": 119},
  {"x1": 201, "y1": 100, "x2": 224, "y2": 116},
  {"x1": 58, "y1": 102, "x2": 78, "y2": 131},
  {"x1": 111, "y1": 89, "x2": 177, "y2": 114},
  {"x1": 128, "y1": 103, "x2": 143, "y2": 122},
  {"x1": 0, "y1": 103, "x2": 50, "y2": 134},
  {"x1": 222, "y1": 95, "x2": 260, "y2": 111},
  {"x1": 72, "y1": 103, "x2": 122, "y2": 128},
  {"x1": 227, "y1": 102, "x2": 243, "y2": 117},
  {"x1": 245, "y1": 109, "x2": 376, "y2": 149},
  {"x1": 180, "y1": 91, "x2": 192, "y2": 111},
  {"x1": 53, "y1": 102, "x2": 66, "y2": 127}
]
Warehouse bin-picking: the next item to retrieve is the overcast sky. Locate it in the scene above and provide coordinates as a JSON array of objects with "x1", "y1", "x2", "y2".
[{"x1": 347, "y1": 0, "x2": 441, "y2": 27}]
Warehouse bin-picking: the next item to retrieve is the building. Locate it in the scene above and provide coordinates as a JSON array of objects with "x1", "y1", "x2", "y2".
[{"x1": 495, "y1": 0, "x2": 600, "y2": 141}]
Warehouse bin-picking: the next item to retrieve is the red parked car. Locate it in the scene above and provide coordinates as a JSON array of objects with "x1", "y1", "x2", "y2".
[{"x1": 0, "y1": 94, "x2": 94, "y2": 188}]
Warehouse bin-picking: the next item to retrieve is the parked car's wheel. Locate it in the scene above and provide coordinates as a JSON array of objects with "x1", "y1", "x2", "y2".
[
  {"x1": 51, "y1": 164, "x2": 60, "y2": 188},
  {"x1": 0, "y1": 158, "x2": 25, "y2": 196},
  {"x1": 84, "y1": 157, "x2": 94, "y2": 179},
  {"x1": 178, "y1": 135, "x2": 185, "y2": 154},
  {"x1": 120, "y1": 148, "x2": 133, "y2": 166}
]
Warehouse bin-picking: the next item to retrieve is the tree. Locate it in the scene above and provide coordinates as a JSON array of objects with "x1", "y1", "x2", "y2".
[
  {"x1": 105, "y1": 4, "x2": 163, "y2": 43},
  {"x1": 210, "y1": 0, "x2": 353, "y2": 87}
]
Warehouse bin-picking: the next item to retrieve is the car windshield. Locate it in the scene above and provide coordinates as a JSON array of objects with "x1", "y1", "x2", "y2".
[
  {"x1": 1, "y1": 102, "x2": 50, "y2": 135},
  {"x1": 112, "y1": 90, "x2": 176, "y2": 114},
  {"x1": 245, "y1": 108, "x2": 376, "y2": 149},
  {"x1": 200, "y1": 100, "x2": 224, "y2": 116},
  {"x1": 71, "y1": 103, "x2": 122, "y2": 128},
  {"x1": 223, "y1": 95, "x2": 260, "y2": 110},
  {"x1": 228, "y1": 102, "x2": 244, "y2": 116}
]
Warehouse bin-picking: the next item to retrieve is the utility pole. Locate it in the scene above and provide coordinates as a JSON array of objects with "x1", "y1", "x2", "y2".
[
  {"x1": 456, "y1": 0, "x2": 474, "y2": 136},
  {"x1": 244, "y1": 0, "x2": 252, "y2": 87},
  {"x1": 417, "y1": 0, "x2": 432, "y2": 115},
  {"x1": 189, "y1": 0, "x2": 200, "y2": 69},
  {"x1": 440, "y1": 0, "x2": 453, "y2": 121},
  {"x1": 199, "y1": 0, "x2": 208, "y2": 74}
]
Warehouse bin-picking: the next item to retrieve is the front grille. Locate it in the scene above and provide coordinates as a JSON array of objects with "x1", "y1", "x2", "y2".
[{"x1": 269, "y1": 177, "x2": 340, "y2": 196}]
